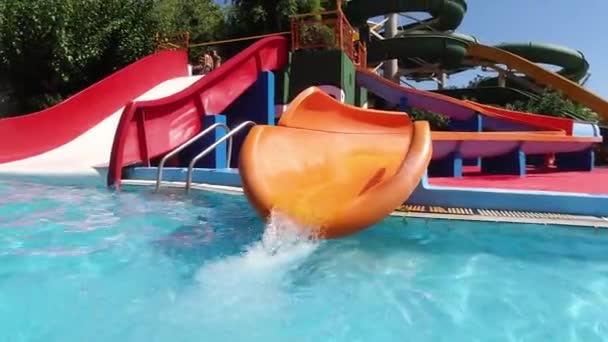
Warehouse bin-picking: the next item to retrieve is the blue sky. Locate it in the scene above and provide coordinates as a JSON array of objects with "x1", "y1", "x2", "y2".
[{"x1": 392, "y1": 0, "x2": 608, "y2": 97}]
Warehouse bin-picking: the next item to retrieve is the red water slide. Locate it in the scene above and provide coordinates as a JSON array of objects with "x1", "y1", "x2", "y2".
[
  {"x1": 0, "y1": 50, "x2": 189, "y2": 163},
  {"x1": 107, "y1": 36, "x2": 288, "y2": 187},
  {"x1": 356, "y1": 68, "x2": 575, "y2": 134},
  {"x1": 469, "y1": 101, "x2": 575, "y2": 134}
]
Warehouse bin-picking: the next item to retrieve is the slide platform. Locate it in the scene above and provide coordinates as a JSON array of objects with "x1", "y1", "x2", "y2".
[
  {"x1": 239, "y1": 87, "x2": 432, "y2": 239},
  {"x1": 0, "y1": 50, "x2": 193, "y2": 178}
]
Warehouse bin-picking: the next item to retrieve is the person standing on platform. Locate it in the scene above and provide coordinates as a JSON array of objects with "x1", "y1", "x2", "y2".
[
  {"x1": 211, "y1": 49, "x2": 222, "y2": 70},
  {"x1": 192, "y1": 50, "x2": 213, "y2": 75},
  {"x1": 204, "y1": 51, "x2": 214, "y2": 73}
]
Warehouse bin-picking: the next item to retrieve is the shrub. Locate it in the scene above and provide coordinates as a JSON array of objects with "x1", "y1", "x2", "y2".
[
  {"x1": 409, "y1": 108, "x2": 450, "y2": 131},
  {"x1": 298, "y1": 22, "x2": 336, "y2": 48},
  {"x1": 505, "y1": 89, "x2": 598, "y2": 122}
]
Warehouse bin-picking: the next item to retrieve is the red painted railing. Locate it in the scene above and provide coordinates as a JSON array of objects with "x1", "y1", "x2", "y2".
[
  {"x1": 107, "y1": 36, "x2": 288, "y2": 187},
  {"x1": 291, "y1": 9, "x2": 366, "y2": 69}
]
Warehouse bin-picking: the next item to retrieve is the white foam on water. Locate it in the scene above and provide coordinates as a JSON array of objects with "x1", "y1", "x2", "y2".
[
  {"x1": 194, "y1": 210, "x2": 318, "y2": 290},
  {"x1": 163, "y1": 211, "x2": 320, "y2": 337}
]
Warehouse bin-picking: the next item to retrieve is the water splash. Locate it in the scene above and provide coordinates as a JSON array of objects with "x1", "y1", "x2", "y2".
[
  {"x1": 185, "y1": 211, "x2": 320, "y2": 326},
  {"x1": 260, "y1": 210, "x2": 320, "y2": 256},
  {"x1": 194, "y1": 210, "x2": 319, "y2": 283}
]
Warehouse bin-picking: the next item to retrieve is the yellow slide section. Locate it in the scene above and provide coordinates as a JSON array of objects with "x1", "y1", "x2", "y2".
[
  {"x1": 467, "y1": 44, "x2": 608, "y2": 121},
  {"x1": 239, "y1": 87, "x2": 432, "y2": 239}
]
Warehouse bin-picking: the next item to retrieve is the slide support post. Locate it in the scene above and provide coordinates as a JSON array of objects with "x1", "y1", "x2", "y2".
[
  {"x1": 555, "y1": 148, "x2": 595, "y2": 172},
  {"x1": 428, "y1": 152, "x2": 463, "y2": 178},
  {"x1": 481, "y1": 147, "x2": 526, "y2": 176},
  {"x1": 449, "y1": 114, "x2": 483, "y2": 167}
]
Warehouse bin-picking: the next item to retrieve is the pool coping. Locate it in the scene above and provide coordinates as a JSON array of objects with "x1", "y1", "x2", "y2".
[{"x1": 121, "y1": 179, "x2": 608, "y2": 229}]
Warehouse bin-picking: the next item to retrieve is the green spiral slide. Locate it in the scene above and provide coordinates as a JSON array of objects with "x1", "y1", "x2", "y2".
[{"x1": 344, "y1": 0, "x2": 604, "y2": 120}]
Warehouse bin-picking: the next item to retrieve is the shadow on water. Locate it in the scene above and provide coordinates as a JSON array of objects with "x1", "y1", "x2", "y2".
[{"x1": 147, "y1": 189, "x2": 266, "y2": 279}]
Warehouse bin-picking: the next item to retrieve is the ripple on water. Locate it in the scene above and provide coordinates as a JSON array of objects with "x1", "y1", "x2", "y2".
[{"x1": 2, "y1": 181, "x2": 608, "y2": 341}]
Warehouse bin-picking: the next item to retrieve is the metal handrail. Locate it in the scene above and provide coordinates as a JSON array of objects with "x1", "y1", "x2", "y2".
[
  {"x1": 155, "y1": 122, "x2": 229, "y2": 190},
  {"x1": 185, "y1": 121, "x2": 257, "y2": 191}
]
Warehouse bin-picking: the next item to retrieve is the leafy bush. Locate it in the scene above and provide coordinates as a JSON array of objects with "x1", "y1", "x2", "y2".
[
  {"x1": 505, "y1": 89, "x2": 598, "y2": 122},
  {"x1": 298, "y1": 23, "x2": 335, "y2": 48},
  {"x1": 409, "y1": 108, "x2": 450, "y2": 131}
]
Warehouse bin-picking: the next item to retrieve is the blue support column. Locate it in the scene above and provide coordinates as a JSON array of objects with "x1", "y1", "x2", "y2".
[
  {"x1": 555, "y1": 148, "x2": 595, "y2": 171},
  {"x1": 449, "y1": 114, "x2": 482, "y2": 167},
  {"x1": 399, "y1": 96, "x2": 410, "y2": 112},
  {"x1": 428, "y1": 152, "x2": 463, "y2": 177},
  {"x1": 179, "y1": 115, "x2": 228, "y2": 169},
  {"x1": 248, "y1": 71, "x2": 276, "y2": 125},
  {"x1": 223, "y1": 71, "x2": 276, "y2": 125},
  {"x1": 224, "y1": 71, "x2": 276, "y2": 168},
  {"x1": 481, "y1": 148, "x2": 526, "y2": 176},
  {"x1": 449, "y1": 114, "x2": 482, "y2": 132}
]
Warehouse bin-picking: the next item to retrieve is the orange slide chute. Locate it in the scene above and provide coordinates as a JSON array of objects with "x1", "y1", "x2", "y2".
[
  {"x1": 467, "y1": 44, "x2": 608, "y2": 121},
  {"x1": 239, "y1": 87, "x2": 432, "y2": 239}
]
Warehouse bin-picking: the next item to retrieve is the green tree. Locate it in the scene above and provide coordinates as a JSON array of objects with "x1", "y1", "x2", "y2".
[
  {"x1": 0, "y1": 0, "x2": 159, "y2": 115},
  {"x1": 218, "y1": 0, "x2": 334, "y2": 58},
  {"x1": 467, "y1": 74, "x2": 490, "y2": 88},
  {"x1": 154, "y1": 0, "x2": 224, "y2": 56},
  {"x1": 225, "y1": 0, "x2": 325, "y2": 36}
]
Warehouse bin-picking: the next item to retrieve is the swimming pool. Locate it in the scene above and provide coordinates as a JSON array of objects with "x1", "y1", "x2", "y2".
[{"x1": 1, "y1": 180, "x2": 607, "y2": 341}]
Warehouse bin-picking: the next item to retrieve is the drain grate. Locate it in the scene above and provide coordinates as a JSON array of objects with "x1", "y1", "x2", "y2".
[
  {"x1": 398, "y1": 205, "x2": 475, "y2": 216},
  {"x1": 399, "y1": 205, "x2": 425, "y2": 212},
  {"x1": 397, "y1": 204, "x2": 604, "y2": 222},
  {"x1": 477, "y1": 210, "x2": 579, "y2": 220},
  {"x1": 429, "y1": 206, "x2": 475, "y2": 215}
]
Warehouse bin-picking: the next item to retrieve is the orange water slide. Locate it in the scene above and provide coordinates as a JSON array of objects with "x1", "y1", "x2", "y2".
[
  {"x1": 467, "y1": 44, "x2": 608, "y2": 121},
  {"x1": 238, "y1": 87, "x2": 432, "y2": 238},
  {"x1": 238, "y1": 87, "x2": 600, "y2": 239}
]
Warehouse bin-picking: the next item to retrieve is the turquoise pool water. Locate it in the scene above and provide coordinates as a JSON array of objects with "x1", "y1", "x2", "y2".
[{"x1": 1, "y1": 180, "x2": 608, "y2": 341}]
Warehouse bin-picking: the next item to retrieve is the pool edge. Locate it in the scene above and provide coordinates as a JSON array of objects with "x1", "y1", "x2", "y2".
[{"x1": 120, "y1": 178, "x2": 608, "y2": 229}]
